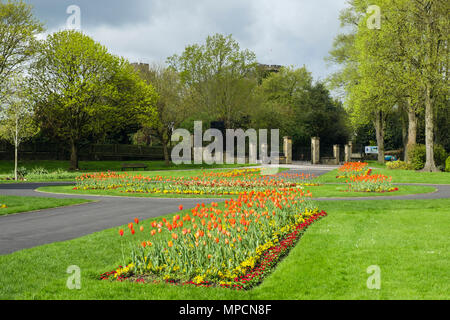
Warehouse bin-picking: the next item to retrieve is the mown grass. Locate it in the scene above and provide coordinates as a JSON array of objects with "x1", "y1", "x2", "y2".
[
  {"x1": 0, "y1": 160, "x2": 257, "y2": 176},
  {"x1": 36, "y1": 184, "x2": 436, "y2": 199},
  {"x1": 0, "y1": 198, "x2": 448, "y2": 300},
  {"x1": 318, "y1": 168, "x2": 450, "y2": 185},
  {"x1": 0, "y1": 195, "x2": 91, "y2": 216}
]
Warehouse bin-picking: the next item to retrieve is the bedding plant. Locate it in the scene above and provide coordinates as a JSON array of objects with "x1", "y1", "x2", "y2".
[
  {"x1": 99, "y1": 169, "x2": 327, "y2": 290},
  {"x1": 74, "y1": 168, "x2": 319, "y2": 196},
  {"x1": 337, "y1": 162, "x2": 397, "y2": 193}
]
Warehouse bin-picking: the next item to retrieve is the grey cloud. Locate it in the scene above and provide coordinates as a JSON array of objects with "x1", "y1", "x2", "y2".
[
  {"x1": 25, "y1": 0, "x2": 348, "y2": 82},
  {"x1": 25, "y1": 0, "x2": 152, "y2": 28}
]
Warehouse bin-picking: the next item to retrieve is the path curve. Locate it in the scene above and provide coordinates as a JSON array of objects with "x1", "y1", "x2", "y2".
[{"x1": 0, "y1": 168, "x2": 449, "y2": 255}]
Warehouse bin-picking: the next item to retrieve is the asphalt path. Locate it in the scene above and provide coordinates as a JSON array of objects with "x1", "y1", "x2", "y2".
[{"x1": 0, "y1": 167, "x2": 448, "y2": 255}]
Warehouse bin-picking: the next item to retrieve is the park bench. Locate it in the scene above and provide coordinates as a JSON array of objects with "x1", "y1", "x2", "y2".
[{"x1": 121, "y1": 163, "x2": 148, "y2": 171}]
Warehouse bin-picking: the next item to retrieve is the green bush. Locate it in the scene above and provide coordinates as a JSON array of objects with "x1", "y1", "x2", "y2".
[
  {"x1": 446, "y1": 156, "x2": 450, "y2": 173},
  {"x1": 408, "y1": 144, "x2": 447, "y2": 170},
  {"x1": 408, "y1": 145, "x2": 426, "y2": 170},
  {"x1": 30, "y1": 167, "x2": 49, "y2": 176},
  {"x1": 386, "y1": 160, "x2": 414, "y2": 170},
  {"x1": 434, "y1": 145, "x2": 448, "y2": 169}
]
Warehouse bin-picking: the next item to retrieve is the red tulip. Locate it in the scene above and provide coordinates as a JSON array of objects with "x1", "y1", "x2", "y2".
[
  {"x1": 178, "y1": 205, "x2": 183, "y2": 211},
  {"x1": 119, "y1": 229, "x2": 124, "y2": 237}
]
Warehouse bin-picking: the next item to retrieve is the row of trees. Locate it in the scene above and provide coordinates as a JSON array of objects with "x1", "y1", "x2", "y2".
[
  {"x1": 0, "y1": 1, "x2": 349, "y2": 174},
  {"x1": 327, "y1": 0, "x2": 449, "y2": 171}
]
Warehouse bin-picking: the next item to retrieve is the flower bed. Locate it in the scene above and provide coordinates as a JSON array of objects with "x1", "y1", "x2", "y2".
[
  {"x1": 100, "y1": 188, "x2": 327, "y2": 290},
  {"x1": 74, "y1": 168, "x2": 319, "y2": 196},
  {"x1": 0, "y1": 204, "x2": 6, "y2": 209},
  {"x1": 336, "y1": 162, "x2": 371, "y2": 178},
  {"x1": 347, "y1": 174, "x2": 397, "y2": 192},
  {"x1": 336, "y1": 162, "x2": 398, "y2": 193}
]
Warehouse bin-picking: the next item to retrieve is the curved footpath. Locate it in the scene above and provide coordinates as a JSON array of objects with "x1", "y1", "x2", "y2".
[{"x1": 0, "y1": 168, "x2": 449, "y2": 255}]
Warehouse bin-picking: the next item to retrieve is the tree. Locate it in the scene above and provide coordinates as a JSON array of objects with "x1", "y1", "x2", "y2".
[
  {"x1": 253, "y1": 66, "x2": 350, "y2": 155},
  {"x1": 0, "y1": 76, "x2": 38, "y2": 180},
  {"x1": 0, "y1": 0, "x2": 43, "y2": 100},
  {"x1": 407, "y1": 0, "x2": 449, "y2": 171},
  {"x1": 167, "y1": 34, "x2": 258, "y2": 128},
  {"x1": 327, "y1": 0, "x2": 449, "y2": 166},
  {"x1": 135, "y1": 63, "x2": 186, "y2": 166},
  {"x1": 30, "y1": 30, "x2": 157, "y2": 170}
]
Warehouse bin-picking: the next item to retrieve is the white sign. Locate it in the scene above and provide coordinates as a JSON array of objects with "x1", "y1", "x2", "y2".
[{"x1": 365, "y1": 146, "x2": 378, "y2": 154}]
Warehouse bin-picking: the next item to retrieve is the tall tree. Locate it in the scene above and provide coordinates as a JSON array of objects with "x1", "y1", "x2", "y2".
[
  {"x1": 29, "y1": 30, "x2": 157, "y2": 170},
  {"x1": 0, "y1": 76, "x2": 38, "y2": 180},
  {"x1": 0, "y1": 0, "x2": 43, "y2": 100},
  {"x1": 134, "y1": 63, "x2": 186, "y2": 166},
  {"x1": 327, "y1": 0, "x2": 449, "y2": 166},
  {"x1": 167, "y1": 34, "x2": 258, "y2": 128}
]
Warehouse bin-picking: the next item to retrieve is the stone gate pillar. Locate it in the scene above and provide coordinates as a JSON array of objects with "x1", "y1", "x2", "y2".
[
  {"x1": 283, "y1": 136, "x2": 292, "y2": 164},
  {"x1": 333, "y1": 145, "x2": 340, "y2": 165},
  {"x1": 345, "y1": 144, "x2": 351, "y2": 162},
  {"x1": 311, "y1": 137, "x2": 320, "y2": 165}
]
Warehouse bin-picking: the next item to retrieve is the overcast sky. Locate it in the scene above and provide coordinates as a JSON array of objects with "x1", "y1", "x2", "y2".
[{"x1": 25, "y1": 0, "x2": 349, "y2": 82}]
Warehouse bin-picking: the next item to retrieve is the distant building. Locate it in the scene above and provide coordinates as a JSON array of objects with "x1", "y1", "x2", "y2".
[
  {"x1": 131, "y1": 62, "x2": 150, "y2": 73},
  {"x1": 258, "y1": 64, "x2": 282, "y2": 73}
]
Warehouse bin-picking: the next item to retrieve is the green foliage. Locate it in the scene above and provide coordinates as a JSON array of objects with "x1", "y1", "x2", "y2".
[
  {"x1": 253, "y1": 66, "x2": 350, "y2": 146},
  {"x1": 29, "y1": 30, "x2": 158, "y2": 169},
  {"x1": 446, "y1": 156, "x2": 450, "y2": 173},
  {"x1": 0, "y1": 76, "x2": 39, "y2": 146},
  {"x1": 29, "y1": 167, "x2": 49, "y2": 175},
  {"x1": 167, "y1": 34, "x2": 258, "y2": 128},
  {"x1": 0, "y1": 0, "x2": 44, "y2": 90},
  {"x1": 408, "y1": 145, "x2": 426, "y2": 170},
  {"x1": 386, "y1": 161, "x2": 414, "y2": 171},
  {"x1": 13, "y1": 166, "x2": 27, "y2": 179},
  {"x1": 408, "y1": 144, "x2": 447, "y2": 171},
  {"x1": 434, "y1": 145, "x2": 448, "y2": 170}
]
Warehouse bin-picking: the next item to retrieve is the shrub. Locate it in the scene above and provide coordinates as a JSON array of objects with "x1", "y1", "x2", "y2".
[
  {"x1": 13, "y1": 166, "x2": 28, "y2": 179},
  {"x1": 30, "y1": 167, "x2": 49, "y2": 176},
  {"x1": 408, "y1": 145, "x2": 426, "y2": 170},
  {"x1": 408, "y1": 144, "x2": 447, "y2": 170},
  {"x1": 386, "y1": 160, "x2": 414, "y2": 171},
  {"x1": 446, "y1": 156, "x2": 450, "y2": 173},
  {"x1": 434, "y1": 145, "x2": 448, "y2": 169}
]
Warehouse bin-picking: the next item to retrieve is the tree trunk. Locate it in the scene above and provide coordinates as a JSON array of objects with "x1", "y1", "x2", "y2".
[
  {"x1": 423, "y1": 83, "x2": 438, "y2": 172},
  {"x1": 405, "y1": 108, "x2": 417, "y2": 163},
  {"x1": 14, "y1": 119, "x2": 18, "y2": 181},
  {"x1": 70, "y1": 141, "x2": 79, "y2": 171},
  {"x1": 374, "y1": 111, "x2": 385, "y2": 164},
  {"x1": 14, "y1": 143, "x2": 18, "y2": 181},
  {"x1": 162, "y1": 140, "x2": 170, "y2": 167}
]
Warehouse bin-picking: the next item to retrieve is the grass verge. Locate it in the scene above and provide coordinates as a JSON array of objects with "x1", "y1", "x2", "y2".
[
  {"x1": 318, "y1": 168, "x2": 450, "y2": 185},
  {"x1": 0, "y1": 195, "x2": 91, "y2": 217}
]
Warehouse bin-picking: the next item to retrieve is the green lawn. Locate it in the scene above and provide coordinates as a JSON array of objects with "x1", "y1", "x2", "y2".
[
  {"x1": 37, "y1": 184, "x2": 436, "y2": 199},
  {"x1": 1, "y1": 198, "x2": 448, "y2": 300},
  {"x1": 0, "y1": 195, "x2": 91, "y2": 216},
  {"x1": 0, "y1": 160, "x2": 257, "y2": 177},
  {"x1": 318, "y1": 167, "x2": 450, "y2": 185}
]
